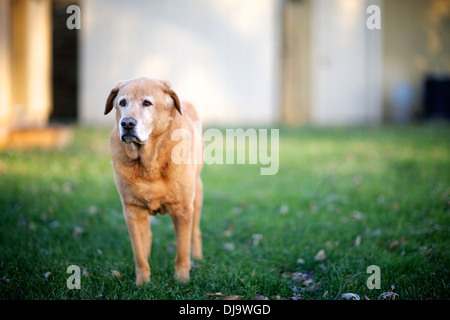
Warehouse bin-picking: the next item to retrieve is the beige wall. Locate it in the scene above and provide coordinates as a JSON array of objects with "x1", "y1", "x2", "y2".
[
  {"x1": 309, "y1": 0, "x2": 383, "y2": 125},
  {"x1": 80, "y1": 0, "x2": 282, "y2": 126}
]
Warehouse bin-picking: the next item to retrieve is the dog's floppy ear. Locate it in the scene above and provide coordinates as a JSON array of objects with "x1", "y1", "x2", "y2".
[
  {"x1": 162, "y1": 80, "x2": 183, "y2": 115},
  {"x1": 104, "y1": 81, "x2": 124, "y2": 115}
]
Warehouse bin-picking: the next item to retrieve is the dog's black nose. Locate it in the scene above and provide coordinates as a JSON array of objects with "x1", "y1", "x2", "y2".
[{"x1": 121, "y1": 117, "x2": 137, "y2": 130}]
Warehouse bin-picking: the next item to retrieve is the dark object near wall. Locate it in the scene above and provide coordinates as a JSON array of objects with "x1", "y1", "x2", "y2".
[
  {"x1": 51, "y1": 0, "x2": 79, "y2": 123},
  {"x1": 423, "y1": 75, "x2": 450, "y2": 120}
]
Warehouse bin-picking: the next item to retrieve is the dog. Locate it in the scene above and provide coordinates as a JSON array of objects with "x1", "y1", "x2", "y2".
[{"x1": 104, "y1": 77, "x2": 203, "y2": 285}]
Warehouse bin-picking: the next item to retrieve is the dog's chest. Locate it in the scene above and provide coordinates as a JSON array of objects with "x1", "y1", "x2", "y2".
[
  {"x1": 133, "y1": 179, "x2": 167, "y2": 212},
  {"x1": 113, "y1": 161, "x2": 170, "y2": 214}
]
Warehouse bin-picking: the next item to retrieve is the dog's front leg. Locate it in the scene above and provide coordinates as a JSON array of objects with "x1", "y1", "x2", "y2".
[
  {"x1": 123, "y1": 204, "x2": 151, "y2": 286},
  {"x1": 170, "y1": 204, "x2": 193, "y2": 282}
]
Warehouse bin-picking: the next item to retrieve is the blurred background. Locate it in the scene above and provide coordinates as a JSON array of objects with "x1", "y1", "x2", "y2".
[{"x1": 0, "y1": 0, "x2": 449, "y2": 148}]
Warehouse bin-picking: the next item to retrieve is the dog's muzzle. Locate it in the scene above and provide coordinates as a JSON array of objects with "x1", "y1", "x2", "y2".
[
  {"x1": 121, "y1": 133, "x2": 143, "y2": 144},
  {"x1": 120, "y1": 117, "x2": 143, "y2": 144}
]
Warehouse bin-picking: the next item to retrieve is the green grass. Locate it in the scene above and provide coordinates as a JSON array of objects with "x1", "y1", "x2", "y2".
[{"x1": 0, "y1": 124, "x2": 449, "y2": 300}]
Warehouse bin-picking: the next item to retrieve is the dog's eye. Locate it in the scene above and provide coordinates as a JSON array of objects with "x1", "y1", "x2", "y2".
[
  {"x1": 143, "y1": 100, "x2": 152, "y2": 107},
  {"x1": 119, "y1": 99, "x2": 127, "y2": 107}
]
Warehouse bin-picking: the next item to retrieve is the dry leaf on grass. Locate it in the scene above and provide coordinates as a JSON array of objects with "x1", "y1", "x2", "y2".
[
  {"x1": 290, "y1": 293, "x2": 302, "y2": 300},
  {"x1": 314, "y1": 249, "x2": 326, "y2": 261},
  {"x1": 205, "y1": 292, "x2": 223, "y2": 298},
  {"x1": 110, "y1": 270, "x2": 121, "y2": 278},
  {"x1": 340, "y1": 293, "x2": 360, "y2": 300},
  {"x1": 72, "y1": 226, "x2": 84, "y2": 238},
  {"x1": 379, "y1": 291, "x2": 399, "y2": 300},
  {"x1": 222, "y1": 295, "x2": 244, "y2": 300},
  {"x1": 389, "y1": 240, "x2": 399, "y2": 250},
  {"x1": 290, "y1": 272, "x2": 314, "y2": 286},
  {"x1": 279, "y1": 205, "x2": 289, "y2": 214},
  {"x1": 379, "y1": 286, "x2": 399, "y2": 300},
  {"x1": 354, "y1": 235, "x2": 361, "y2": 246},
  {"x1": 224, "y1": 243, "x2": 235, "y2": 251},
  {"x1": 252, "y1": 234, "x2": 263, "y2": 246}
]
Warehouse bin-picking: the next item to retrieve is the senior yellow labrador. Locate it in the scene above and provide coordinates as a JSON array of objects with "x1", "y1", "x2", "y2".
[{"x1": 104, "y1": 77, "x2": 203, "y2": 285}]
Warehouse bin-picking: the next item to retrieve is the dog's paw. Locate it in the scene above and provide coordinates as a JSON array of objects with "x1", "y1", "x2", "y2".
[
  {"x1": 135, "y1": 272, "x2": 151, "y2": 286},
  {"x1": 174, "y1": 268, "x2": 190, "y2": 283}
]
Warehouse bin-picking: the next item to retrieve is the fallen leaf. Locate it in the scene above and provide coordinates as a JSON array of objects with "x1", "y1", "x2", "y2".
[
  {"x1": 255, "y1": 295, "x2": 268, "y2": 300},
  {"x1": 290, "y1": 272, "x2": 314, "y2": 286},
  {"x1": 222, "y1": 295, "x2": 243, "y2": 300},
  {"x1": 378, "y1": 291, "x2": 399, "y2": 300},
  {"x1": 88, "y1": 206, "x2": 98, "y2": 214},
  {"x1": 224, "y1": 243, "x2": 235, "y2": 251},
  {"x1": 290, "y1": 293, "x2": 302, "y2": 300},
  {"x1": 252, "y1": 234, "x2": 263, "y2": 246},
  {"x1": 232, "y1": 206, "x2": 243, "y2": 214},
  {"x1": 279, "y1": 205, "x2": 289, "y2": 214},
  {"x1": 351, "y1": 211, "x2": 364, "y2": 220},
  {"x1": 314, "y1": 249, "x2": 326, "y2": 261},
  {"x1": 205, "y1": 292, "x2": 223, "y2": 298},
  {"x1": 110, "y1": 270, "x2": 121, "y2": 278},
  {"x1": 354, "y1": 235, "x2": 361, "y2": 246},
  {"x1": 73, "y1": 226, "x2": 84, "y2": 238},
  {"x1": 340, "y1": 293, "x2": 360, "y2": 300},
  {"x1": 82, "y1": 268, "x2": 89, "y2": 277},
  {"x1": 370, "y1": 229, "x2": 382, "y2": 236},
  {"x1": 62, "y1": 182, "x2": 74, "y2": 193},
  {"x1": 44, "y1": 271, "x2": 51, "y2": 279},
  {"x1": 296, "y1": 258, "x2": 305, "y2": 264},
  {"x1": 49, "y1": 221, "x2": 60, "y2": 229},
  {"x1": 222, "y1": 229, "x2": 232, "y2": 237},
  {"x1": 389, "y1": 240, "x2": 399, "y2": 250}
]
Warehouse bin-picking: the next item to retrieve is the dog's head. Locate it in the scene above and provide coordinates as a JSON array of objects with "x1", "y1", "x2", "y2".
[{"x1": 104, "y1": 77, "x2": 183, "y2": 145}]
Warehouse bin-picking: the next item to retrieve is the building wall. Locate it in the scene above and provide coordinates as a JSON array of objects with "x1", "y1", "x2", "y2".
[
  {"x1": 79, "y1": 0, "x2": 282, "y2": 126},
  {"x1": 309, "y1": 0, "x2": 383, "y2": 125}
]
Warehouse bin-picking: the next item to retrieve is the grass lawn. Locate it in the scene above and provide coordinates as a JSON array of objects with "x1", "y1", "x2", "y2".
[{"x1": 0, "y1": 124, "x2": 449, "y2": 300}]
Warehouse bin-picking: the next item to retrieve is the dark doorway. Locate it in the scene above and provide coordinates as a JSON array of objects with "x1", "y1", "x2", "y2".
[{"x1": 51, "y1": 0, "x2": 79, "y2": 123}]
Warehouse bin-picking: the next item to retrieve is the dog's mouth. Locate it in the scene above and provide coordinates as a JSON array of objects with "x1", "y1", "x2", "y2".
[{"x1": 121, "y1": 133, "x2": 144, "y2": 145}]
